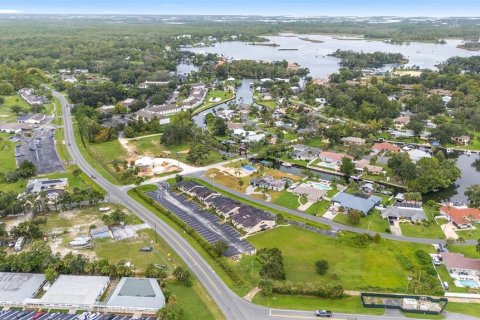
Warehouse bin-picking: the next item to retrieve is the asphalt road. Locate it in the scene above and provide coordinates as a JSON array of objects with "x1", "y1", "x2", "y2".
[{"x1": 53, "y1": 90, "x2": 474, "y2": 320}]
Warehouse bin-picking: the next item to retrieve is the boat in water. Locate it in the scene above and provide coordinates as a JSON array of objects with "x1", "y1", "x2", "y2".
[
  {"x1": 465, "y1": 150, "x2": 472, "y2": 156},
  {"x1": 282, "y1": 162, "x2": 292, "y2": 167}
]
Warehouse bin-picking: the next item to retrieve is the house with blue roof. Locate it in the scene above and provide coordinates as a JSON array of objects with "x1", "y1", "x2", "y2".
[{"x1": 332, "y1": 192, "x2": 382, "y2": 216}]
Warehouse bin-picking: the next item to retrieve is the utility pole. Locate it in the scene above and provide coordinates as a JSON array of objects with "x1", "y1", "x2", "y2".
[{"x1": 155, "y1": 222, "x2": 158, "y2": 243}]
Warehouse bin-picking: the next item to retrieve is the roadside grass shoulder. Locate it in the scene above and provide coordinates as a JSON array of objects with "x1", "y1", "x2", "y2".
[
  {"x1": 252, "y1": 294, "x2": 384, "y2": 315},
  {"x1": 445, "y1": 302, "x2": 480, "y2": 318},
  {"x1": 73, "y1": 123, "x2": 124, "y2": 185}
]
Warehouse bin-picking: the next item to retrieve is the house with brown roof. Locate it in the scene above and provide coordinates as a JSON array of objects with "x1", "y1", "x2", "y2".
[
  {"x1": 340, "y1": 136, "x2": 366, "y2": 146},
  {"x1": 371, "y1": 142, "x2": 400, "y2": 153},
  {"x1": 441, "y1": 252, "x2": 480, "y2": 277},
  {"x1": 355, "y1": 159, "x2": 384, "y2": 175},
  {"x1": 440, "y1": 205, "x2": 480, "y2": 229},
  {"x1": 452, "y1": 135, "x2": 471, "y2": 146},
  {"x1": 318, "y1": 151, "x2": 352, "y2": 165},
  {"x1": 394, "y1": 116, "x2": 411, "y2": 127},
  {"x1": 231, "y1": 205, "x2": 276, "y2": 234}
]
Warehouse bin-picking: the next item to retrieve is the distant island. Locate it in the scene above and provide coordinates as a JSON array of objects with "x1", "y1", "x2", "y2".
[
  {"x1": 299, "y1": 37, "x2": 324, "y2": 43},
  {"x1": 328, "y1": 49, "x2": 409, "y2": 68},
  {"x1": 457, "y1": 40, "x2": 480, "y2": 51},
  {"x1": 278, "y1": 48, "x2": 299, "y2": 51},
  {"x1": 248, "y1": 42, "x2": 280, "y2": 47}
]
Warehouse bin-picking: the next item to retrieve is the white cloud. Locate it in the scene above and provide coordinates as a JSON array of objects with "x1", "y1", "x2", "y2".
[{"x1": 0, "y1": 9, "x2": 22, "y2": 14}]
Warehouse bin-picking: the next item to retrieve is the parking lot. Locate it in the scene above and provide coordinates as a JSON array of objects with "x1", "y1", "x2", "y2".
[
  {"x1": 16, "y1": 125, "x2": 64, "y2": 174},
  {"x1": 0, "y1": 310, "x2": 156, "y2": 320},
  {"x1": 146, "y1": 186, "x2": 255, "y2": 257}
]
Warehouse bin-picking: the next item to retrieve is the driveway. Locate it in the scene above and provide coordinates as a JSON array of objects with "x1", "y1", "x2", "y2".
[{"x1": 442, "y1": 222, "x2": 459, "y2": 240}]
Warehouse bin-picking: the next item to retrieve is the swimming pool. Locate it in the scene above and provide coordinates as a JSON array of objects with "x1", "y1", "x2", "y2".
[
  {"x1": 310, "y1": 182, "x2": 332, "y2": 191},
  {"x1": 242, "y1": 165, "x2": 256, "y2": 171},
  {"x1": 459, "y1": 279, "x2": 480, "y2": 288},
  {"x1": 318, "y1": 161, "x2": 337, "y2": 169}
]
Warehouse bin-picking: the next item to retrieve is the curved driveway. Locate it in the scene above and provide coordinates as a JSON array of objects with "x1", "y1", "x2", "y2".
[{"x1": 53, "y1": 91, "x2": 472, "y2": 320}]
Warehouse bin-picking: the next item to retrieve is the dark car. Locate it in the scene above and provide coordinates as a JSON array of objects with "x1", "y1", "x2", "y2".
[
  {"x1": 315, "y1": 310, "x2": 332, "y2": 317},
  {"x1": 140, "y1": 246, "x2": 153, "y2": 252}
]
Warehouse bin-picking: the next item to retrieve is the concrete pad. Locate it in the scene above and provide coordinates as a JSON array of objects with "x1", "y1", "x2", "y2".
[{"x1": 442, "y1": 222, "x2": 459, "y2": 240}]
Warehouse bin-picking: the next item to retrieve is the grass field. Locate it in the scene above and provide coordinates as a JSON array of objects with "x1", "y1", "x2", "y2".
[
  {"x1": 448, "y1": 245, "x2": 480, "y2": 258},
  {"x1": 253, "y1": 294, "x2": 384, "y2": 315},
  {"x1": 333, "y1": 210, "x2": 389, "y2": 234},
  {"x1": 445, "y1": 302, "x2": 480, "y2": 318},
  {"x1": 0, "y1": 132, "x2": 16, "y2": 174},
  {"x1": 0, "y1": 95, "x2": 31, "y2": 122},
  {"x1": 248, "y1": 226, "x2": 435, "y2": 292},
  {"x1": 128, "y1": 135, "x2": 225, "y2": 166},
  {"x1": 305, "y1": 200, "x2": 331, "y2": 215},
  {"x1": 192, "y1": 90, "x2": 235, "y2": 115},
  {"x1": 454, "y1": 225, "x2": 480, "y2": 240},
  {"x1": 271, "y1": 190, "x2": 301, "y2": 210},
  {"x1": 400, "y1": 222, "x2": 445, "y2": 239}
]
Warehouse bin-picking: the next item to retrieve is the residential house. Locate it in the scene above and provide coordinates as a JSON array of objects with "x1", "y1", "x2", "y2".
[
  {"x1": 441, "y1": 253, "x2": 480, "y2": 277},
  {"x1": 176, "y1": 181, "x2": 202, "y2": 194},
  {"x1": 62, "y1": 75, "x2": 77, "y2": 83},
  {"x1": 18, "y1": 88, "x2": 48, "y2": 106},
  {"x1": 290, "y1": 184, "x2": 326, "y2": 202},
  {"x1": 26, "y1": 178, "x2": 68, "y2": 194},
  {"x1": 394, "y1": 116, "x2": 411, "y2": 127},
  {"x1": 355, "y1": 159, "x2": 384, "y2": 175},
  {"x1": 138, "y1": 81, "x2": 169, "y2": 89},
  {"x1": 332, "y1": 192, "x2": 382, "y2": 215},
  {"x1": 188, "y1": 186, "x2": 218, "y2": 202},
  {"x1": 0, "y1": 122, "x2": 31, "y2": 134},
  {"x1": 341, "y1": 136, "x2": 366, "y2": 146},
  {"x1": 227, "y1": 123, "x2": 244, "y2": 130},
  {"x1": 452, "y1": 135, "x2": 471, "y2": 146},
  {"x1": 231, "y1": 205, "x2": 276, "y2": 234},
  {"x1": 17, "y1": 113, "x2": 45, "y2": 125},
  {"x1": 242, "y1": 133, "x2": 266, "y2": 143},
  {"x1": 134, "y1": 109, "x2": 170, "y2": 124},
  {"x1": 318, "y1": 151, "x2": 352, "y2": 165},
  {"x1": 371, "y1": 142, "x2": 400, "y2": 153},
  {"x1": 121, "y1": 98, "x2": 136, "y2": 108},
  {"x1": 291, "y1": 145, "x2": 321, "y2": 161},
  {"x1": 204, "y1": 195, "x2": 240, "y2": 219},
  {"x1": 381, "y1": 205, "x2": 427, "y2": 223},
  {"x1": 407, "y1": 149, "x2": 431, "y2": 163},
  {"x1": 96, "y1": 105, "x2": 116, "y2": 114},
  {"x1": 440, "y1": 205, "x2": 480, "y2": 229},
  {"x1": 250, "y1": 176, "x2": 285, "y2": 191}
]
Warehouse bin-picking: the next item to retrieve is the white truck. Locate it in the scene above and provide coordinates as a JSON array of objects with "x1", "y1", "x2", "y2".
[{"x1": 14, "y1": 237, "x2": 25, "y2": 252}]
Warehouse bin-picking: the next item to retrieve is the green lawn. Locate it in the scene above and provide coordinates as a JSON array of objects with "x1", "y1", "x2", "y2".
[
  {"x1": 305, "y1": 200, "x2": 331, "y2": 215},
  {"x1": 305, "y1": 137, "x2": 325, "y2": 148},
  {"x1": 271, "y1": 190, "x2": 301, "y2": 210},
  {"x1": 0, "y1": 132, "x2": 16, "y2": 174},
  {"x1": 165, "y1": 282, "x2": 220, "y2": 320},
  {"x1": 0, "y1": 95, "x2": 31, "y2": 122},
  {"x1": 435, "y1": 265, "x2": 468, "y2": 293},
  {"x1": 253, "y1": 294, "x2": 384, "y2": 315},
  {"x1": 334, "y1": 210, "x2": 389, "y2": 234},
  {"x1": 445, "y1": 302, "x2": 480, "y2": 318},
  {"x1": 448, "y1": 245, "x2": 480, "y2": 258},
  {"x1": 128, "y1": 135, "x2": 225, "y2": 166},
  {"x1": 455, "y1": 225, "x2": 480, "y2": 240},
  {"x1": 191, "y1": 90, "x2": 235, "y2": 115},
  {"x1": 400, "y1": 222, "x2": 445, "y2": 239},
  {"x1": 248, "y1": 226, "x2": 435, "y2": 292}
]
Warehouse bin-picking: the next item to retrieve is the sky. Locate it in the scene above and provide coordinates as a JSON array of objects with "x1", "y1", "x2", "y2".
[{"x1": 0, "y1": 0, "x2": 479, "y2": 17}]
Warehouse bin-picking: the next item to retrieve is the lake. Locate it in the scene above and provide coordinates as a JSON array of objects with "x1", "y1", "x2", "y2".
[
  {"x1": 192, "y1": 78, "x2": 255, "y2": 128},
  {"x1": 424, "y1": 153, "x2": 480, "y2": 205},
  {"x1": 184, "y1": 34, "x2": 477, "y2": 78}
]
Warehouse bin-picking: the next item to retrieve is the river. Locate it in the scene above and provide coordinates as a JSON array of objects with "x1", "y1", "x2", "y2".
[
  {"x1": 192, "y1": 78, "x2": 256, "y2": 128},
  {"x1": 183, "y1": 34, "x2": 477, "y2": 79}
]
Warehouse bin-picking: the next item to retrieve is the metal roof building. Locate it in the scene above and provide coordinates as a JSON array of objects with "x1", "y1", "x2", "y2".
[
  {"x1": 0, "y1": 272, "x2": 45, "y2": 304},
  {"x1": 106, "y1": 278, "x2": 166, "y2": 311},
  {"x1": 40, "y1": 275, "x2": 110, "y2": 307}
]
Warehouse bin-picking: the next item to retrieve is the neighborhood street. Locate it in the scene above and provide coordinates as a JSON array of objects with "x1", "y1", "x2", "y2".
[{"x1": 54, "y1": 89, "x2": 476, "y2": 320}]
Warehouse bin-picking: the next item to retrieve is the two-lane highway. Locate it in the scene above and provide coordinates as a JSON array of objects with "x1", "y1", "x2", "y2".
[{"x1": 53, "y1": 90, "x2": 463, "y2": 320}]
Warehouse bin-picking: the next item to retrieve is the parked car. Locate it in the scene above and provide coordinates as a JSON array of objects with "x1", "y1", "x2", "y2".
[
  {"x1": 33, "y1": 312, "x2": 45, "y2": 319},
  {"x1": 315, "y1": 310, "x2": 332, "y2": 317}
]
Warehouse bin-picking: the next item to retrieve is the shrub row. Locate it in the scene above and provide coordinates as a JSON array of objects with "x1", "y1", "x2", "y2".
[
  {"x1": 272, "y1": 282, "x2": 345, "y2": 299},
  {"x1": 132, "y1": 188, "x2": 246, "y2": 287},
  {"x1": 415, "y1": 250, "x2": 437, "y2": 276}
]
